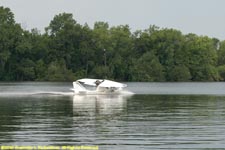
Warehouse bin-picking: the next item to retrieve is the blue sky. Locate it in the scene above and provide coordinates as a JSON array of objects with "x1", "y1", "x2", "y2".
[{"x1": 1, "y1": 0, "x2": 225, "y2": 39}]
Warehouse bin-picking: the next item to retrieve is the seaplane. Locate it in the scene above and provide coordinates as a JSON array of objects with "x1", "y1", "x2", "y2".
[{"x1": 71, "y1": 78, "x2": 132, "y2": 95}]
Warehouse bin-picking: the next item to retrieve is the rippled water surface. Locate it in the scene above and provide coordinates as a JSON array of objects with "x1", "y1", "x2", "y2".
[{"x1": 1, "y1": 82, "x2": 225, "y2": 149}]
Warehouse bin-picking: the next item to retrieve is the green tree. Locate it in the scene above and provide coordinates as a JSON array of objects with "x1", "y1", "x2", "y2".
[
  {"x1": 0, "y1": 6, "x2": 23, "y2": 80},
  {"x1": 16, "y1": 59, "x2": 36, "y2": 81},
  {"x1": 168, "y1": 65, "x2": 191, "y2": 81},
  {"x1": 0, "y1": 6, "x2": 223, "y2": 82},
  {"x1": 45, "y1": 13, "x2": 76, "y2": 36},
  {"x1": 45, "y1": 59, "x2": 75, "y2": 81},
  {"x1": 45, "y1": 13, "x2": 84, "y2": 76},
  {"x1": 108, "y1": 25, "x2": 134, "y2": 80},
  {"x1": 217, "y1": 40, "x2": 225, "y2": 80},
  {"x1": 150, "y1": 28, "x2": 185, "y2": 80},
  {"x1": 217, "y1": 65, "x2": 225, "y2": 81},
  {"x1": 131, "y1": 52, "x2": 165, "y2": 81},
  {"x1": 218, "y1": 40, "x2": 225, "y2": 65},
  {"x1": 185, "y1": 34, "x2": 219, "y2": 81}
]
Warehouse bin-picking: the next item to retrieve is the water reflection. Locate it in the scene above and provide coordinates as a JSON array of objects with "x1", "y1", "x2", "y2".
[
  {"x1": 2, "y1": 83, "x2": 225, "y2": 149},
  {"x1": 0, "y1": 96, "x2": 75, "y2": 145},
  {"x1": 73, "y1": 95, "x2": 132, "y2": 115}
]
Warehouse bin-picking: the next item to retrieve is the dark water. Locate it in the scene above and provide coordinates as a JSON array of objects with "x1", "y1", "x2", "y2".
[{"x1": 1, "y1": 82, "x2": 225, "y2": 149}]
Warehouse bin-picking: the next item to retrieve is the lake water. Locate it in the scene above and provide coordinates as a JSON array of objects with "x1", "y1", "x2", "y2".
[{"x1": 1, "y1": 82, "x2": 225, "y2": 149}]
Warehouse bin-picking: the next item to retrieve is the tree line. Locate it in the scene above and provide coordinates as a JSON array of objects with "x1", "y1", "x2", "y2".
[{"x1": 1, "y1": 6, "x2": 225, "y2": 82}]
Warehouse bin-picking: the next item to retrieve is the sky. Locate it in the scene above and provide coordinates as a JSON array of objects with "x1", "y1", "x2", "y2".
[{"x1": 1, "y1": 0, "x2": 225, "y2": 39}]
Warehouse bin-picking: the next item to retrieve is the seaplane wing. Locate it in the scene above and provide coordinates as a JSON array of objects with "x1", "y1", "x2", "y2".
[
  {"x1": 77, "y1": 78, "x2": 103, "y2": 86},
  {"x1": 77, "y1": 78, "x2": 126, "y2": 88},
  {"x1": 98, "y1": 80, "x2": 127, "y2": 88}
]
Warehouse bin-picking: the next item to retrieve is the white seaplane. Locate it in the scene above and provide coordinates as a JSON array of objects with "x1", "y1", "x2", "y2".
[{"x1": 71, "y1": 78, "x2": 132, "y2": 95}]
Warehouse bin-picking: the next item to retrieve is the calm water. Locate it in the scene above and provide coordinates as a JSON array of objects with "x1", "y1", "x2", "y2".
[{"x1": 1, "y1": 82, "x2": 225, "y2": 149}]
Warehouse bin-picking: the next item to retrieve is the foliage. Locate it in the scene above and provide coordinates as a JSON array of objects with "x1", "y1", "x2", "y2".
[
  {"x1": 131, "y1": 52, "x2": 165, "y2": 81},
  {"x1": 0, "y1": 6, "x2": 224, "y2": 81}
]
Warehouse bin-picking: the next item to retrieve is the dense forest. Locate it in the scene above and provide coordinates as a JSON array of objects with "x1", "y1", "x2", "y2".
[{"x1": 1, "y1": 6, "x2": 225, "y2": 82}]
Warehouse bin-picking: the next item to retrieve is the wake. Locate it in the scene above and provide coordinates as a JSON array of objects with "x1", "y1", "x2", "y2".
[{"x1": 0, "y1": 91, "x2": 74, "y2": 97}]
